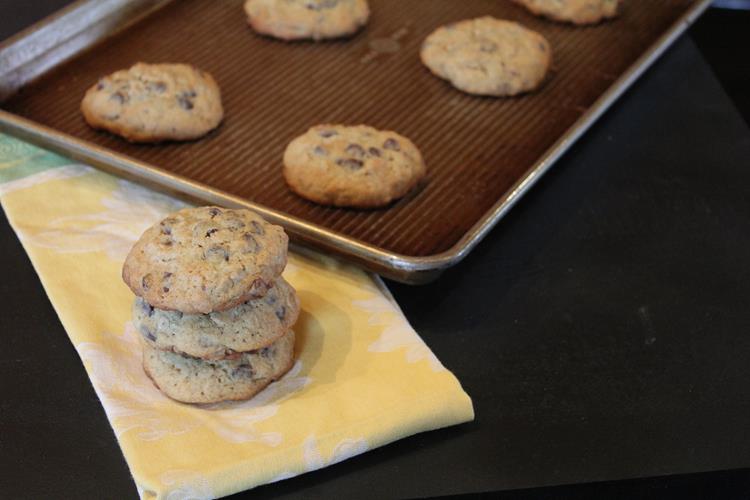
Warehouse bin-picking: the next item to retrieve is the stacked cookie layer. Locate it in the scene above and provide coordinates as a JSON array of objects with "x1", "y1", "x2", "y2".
[{"x1": 123, "y1": 206, "x2": 298, "y2": 404}]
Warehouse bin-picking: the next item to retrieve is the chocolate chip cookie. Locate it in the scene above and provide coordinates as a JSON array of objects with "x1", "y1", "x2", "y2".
[
  {"x1": 122, "y1": 207, "x2": 288, "y2": 314},
  {"x1": 512, "y1": 0, "x2": 619, "y2": 25},
  {"x1": 134, "y1": 277, "x2": 300, "y2": 360},
  {"x1": 244, "y1": 0, "x2": 369, "y2": 41},
  {"x1": 420, "y1": 17, "x2": 551, "y2": 97},
  {"x1": 283, "y1": 124, "x2": 426, "y2": 208},
  {"x1": 81, "y1": 63, "x2": 223, "y2": 143},
  {"x1": 142, "y1": 329, "x2": 296, "y2": 404}
]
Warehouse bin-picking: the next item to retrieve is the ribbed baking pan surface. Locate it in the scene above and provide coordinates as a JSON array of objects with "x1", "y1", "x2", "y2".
[{"x1": 2, "y1": 0, "x2": 701, "y2": 261}]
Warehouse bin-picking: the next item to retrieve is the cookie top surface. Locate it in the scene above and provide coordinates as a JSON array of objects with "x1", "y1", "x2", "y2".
[
  {"x1": 134, "y1": 276, "x2": 300, "y2": 359},
  {"x1": 81, "y1": 63, "x2": 223, "y2": 143},
  {"x1": 142, "y1": 329, "x2": 295, "y2": 404},
  {"x1": 122, "y1": 206, "x2": 288, "y2": 314},
  {"x1": 512, "y1": 0, "x2": 619, "y2": 25},
  {"x1": 244, "y1": 0, "x2": 370, "y2": 41},
  {"x1": 420, "y1": 17, "x2": 551, "y2": 97},
  {"x1": 283, "y1": 124, "x2": 426, "y2": 208}
]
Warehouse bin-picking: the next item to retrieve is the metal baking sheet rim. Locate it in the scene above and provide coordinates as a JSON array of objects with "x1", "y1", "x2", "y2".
[{"x1": 0, "y1": 0, "x2": 712, "y2": 284}]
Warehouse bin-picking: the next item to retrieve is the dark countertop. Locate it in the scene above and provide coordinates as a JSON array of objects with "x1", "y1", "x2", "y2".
[{"x1": 2, "y1": 3, "x2": 750, "y2": 499}]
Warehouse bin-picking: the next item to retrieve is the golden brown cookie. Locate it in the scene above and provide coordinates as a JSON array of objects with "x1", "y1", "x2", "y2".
[
  {"x1": 142, "y1": 330, "x2": 296, "y2": 404},
  {"x1": 81, "y1": 63, "x2": 223, "y2": 143},
  {"x1": 512, "y1": 0, "x2": 619, "y2": 25},
  {"x1": 122, "y1": 207, "x2": 288, "y2": 314},
  {"x1": 283, "y1": 124, "x2": 426, "y2": 208},
  {"x1": 133, "y1": 277, "x2": 300, "y2": 360},
  {"x1": 244, "y1": 0, "x2": 370, "y2": 41},
  {"x1": 420, "y1": 17, "x2": 551, "y2": 97}
]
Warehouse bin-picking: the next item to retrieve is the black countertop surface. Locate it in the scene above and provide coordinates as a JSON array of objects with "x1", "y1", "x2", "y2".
[{"x1": 2, "y1": 2, "x2": 749, "y2": 498}]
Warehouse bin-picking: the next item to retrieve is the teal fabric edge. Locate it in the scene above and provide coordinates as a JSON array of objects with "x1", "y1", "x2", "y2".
[{"x1": 0, "y1": 133, "x2": 72, "y2": 183}]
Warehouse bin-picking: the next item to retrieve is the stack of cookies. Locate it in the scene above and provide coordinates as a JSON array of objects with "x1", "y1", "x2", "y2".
[{"x1": 122, "y1": 206, "x2": 299, "y2": 404}]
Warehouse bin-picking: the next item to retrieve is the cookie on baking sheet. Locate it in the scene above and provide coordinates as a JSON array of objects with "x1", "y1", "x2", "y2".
[
  {"x1": 283, "y1": 124, "x2": 426, "y2": 208},
  {"x1": 81, "y1": 63, "x2": 223, "y2": 143},
  {"x1": 122, "y1": 206, "x2": 288, "y2": 315},
  {"x1": 420, "y1": 17, "x2": 551, "y2": 97},
  {"x1": 244, "y1": 0, "x2": 370, "y2": 41},
  {"x1": 512, "y1": 0, "x2": 619, "y2": 25},
  {"x1": 143, "y1": 329, "x2": 296, "y2": 404},
  {"x1": 134, "y1": 276, "x2": 300, "y2": 360}
]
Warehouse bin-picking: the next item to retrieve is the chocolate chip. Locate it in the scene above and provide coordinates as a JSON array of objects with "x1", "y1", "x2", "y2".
[
  {"x1": 147, "y1": 81, "x2": 167, "y2": 93},
  {"x1": 259, "y1": 347, "x2": 272, "y2": 358},
  {"x1": 208, "y1": 207, "x2": 221, "y2": 218},
  {"x1": 383, "y1": 138, "x2": 400, "y2": 151},
  {"x1": 318, "y1": 129, "x2": 338, "y2": 138},
  {"x1": 306, "y1": 0, "x2": 338, "y2": 10},
  {"x1": 249, "y1": 220, "x2": 265, "y2": 235},
  {"x1": 205, "y1": 228, "x2": 218, "y2": 238},
  {"x1": 336, "y1": 158, "x2": 364, "y2": 170},
  {"x1": 139, "y1": 300, "x2": 154, "y2": 316},
  {"x1": 345, "y1": 143, "x2": 365, "y2": 158},
  {"x1": 142, "y1": 327, "x2": 156, "y2": 342},
  {"x1": 204, "y1": 245, "x2": 229, "y2": 261},
  {"x1": 177, "y1": 95, "x2": 194, "y2": 110},
  {"x1": 275, "y1": 306, "x2": 286, "y2": 321},
  {"x1": 313, "y1": 145, "x2": 327, "y2": 156},
  {"x1": 232, "y1": 364, "x2": 253, "y2": 378},
  {"x1": 141, "y1": 274, "x2": 153, "y2": 290},
  {"x1": 243, "y1": 233, "x2": 260, "y2": 253},
  {"x1": 162, "y1": 286, "x2": 170, "y2": 293},
  {"x1": 538, "y1": 41, "x2": 547, "y2": 52},
  {"x1": 163, "y1": 272, "x2": 173, "y2": 279},
  {"x1": 110, "y1": 91, "x2": 127, "y2": 104},
  {"x1": 96, "y1": 82, "x2": 105, "y2": 91},
  {"x1": 161, "y1": 239, "x2": 173, "y2": 247},
  {"x1": 177, "y1": 90, "x2": 197, "y2": 110},
  {"x1": 368, "y1": 147, "x2": 381, "y2": 157}
]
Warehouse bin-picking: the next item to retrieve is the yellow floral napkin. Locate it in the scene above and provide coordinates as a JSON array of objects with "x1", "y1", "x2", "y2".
[{"x1": 0, "y1": 133, "x2": 473, "y2": 499}]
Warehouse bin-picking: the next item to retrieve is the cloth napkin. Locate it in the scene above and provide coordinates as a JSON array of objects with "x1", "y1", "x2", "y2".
[{"x1": 0, "y1": 133, "x2": 473, "y2": 499}]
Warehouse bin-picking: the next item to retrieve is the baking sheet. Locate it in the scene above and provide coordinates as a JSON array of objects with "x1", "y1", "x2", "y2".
[{"x1": 0, "y1": 0, "x2": 711, "y2": 282}]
